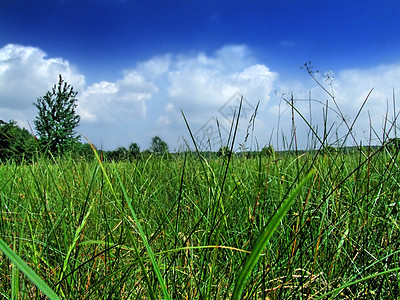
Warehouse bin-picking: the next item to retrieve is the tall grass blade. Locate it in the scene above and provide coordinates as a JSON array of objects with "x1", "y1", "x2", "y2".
[
  {"x1": 232, "y1": 170, "x2": 315, "y2": 300},
  {"x1": 86, "y1": 138, "x2": 171, "y2": 299},
  {"x1": 0, "y1": 238, "x2": 61, "y2": 300},
  {"x1": 58, "y1": 199, "x2": 93, "y2": 288},
  {"x1": 115, "y1": 170, "x2": 171, "y2": 300},
  {"x1": 11, "y1": 239, "x2": 19, "y2": 300}
]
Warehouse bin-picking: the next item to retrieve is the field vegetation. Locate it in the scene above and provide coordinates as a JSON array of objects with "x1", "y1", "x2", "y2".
[
  {"x1": 1, "y1": 135, "x2": 400, "y2": 298},
  {"x1": 1, "y1": 69, "x2": 399, "y2": 298}
]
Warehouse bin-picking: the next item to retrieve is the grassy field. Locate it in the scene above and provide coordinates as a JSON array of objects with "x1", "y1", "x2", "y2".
[{"x1": 0, "y1": 141, "x2": 399, "y2": 299}]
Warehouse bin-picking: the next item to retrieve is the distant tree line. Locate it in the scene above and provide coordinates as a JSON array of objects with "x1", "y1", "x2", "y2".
[
  {"x1": 0, "y1": 75, "x2": 173, "y2": 163},
  {"x1": 0, "y1": 119, "x2": 172, "y2": 163},
  {"x1": 101, "y1": 136, "x2": 170, "y2": 162},
  {"x1": 2, "y1": 74, "x2": 394, "y2": 163}
]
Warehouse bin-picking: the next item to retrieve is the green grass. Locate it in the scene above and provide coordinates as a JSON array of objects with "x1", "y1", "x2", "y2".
[
  {"x1": 0, "y1": 144, "x2": 399, "y2": 299},
  {"x1": 1, "y1": 86, "x2": 400, "y2": 298}
]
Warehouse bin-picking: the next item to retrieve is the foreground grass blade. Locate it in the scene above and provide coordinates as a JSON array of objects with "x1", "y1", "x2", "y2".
[
  {"x1": 87, "y1": 139, "x2": 171, "y2": 300},
  {"x1": 232, "y1": 170, "x2": 315, "y2": 300},
  {"x1": 0, "y1": 238, "x2": 61, "y2": 300},
  {"x1": 116, "y1": 170, "x2": 171, "y2": 300}
]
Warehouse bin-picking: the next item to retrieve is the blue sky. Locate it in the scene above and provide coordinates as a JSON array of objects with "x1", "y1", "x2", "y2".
[{"x1": 1, "y1": 0, "x2": 400, "y2": 151}]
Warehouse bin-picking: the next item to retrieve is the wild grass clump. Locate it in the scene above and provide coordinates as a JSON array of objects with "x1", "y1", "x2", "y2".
[{"x1": 1, "y1": 75, "x2": 400, "y2": 298}]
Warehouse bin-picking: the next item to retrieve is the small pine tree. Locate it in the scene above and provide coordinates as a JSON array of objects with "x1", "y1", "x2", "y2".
[{"x1": 33, "y1": 75, "x2": 80, "y2": 154}]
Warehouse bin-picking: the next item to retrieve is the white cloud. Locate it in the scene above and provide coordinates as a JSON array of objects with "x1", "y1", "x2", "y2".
[
  {"x1": 143, "y1": 45, "x2": 278, "y2": 151},
  {"x1": 0, "y1": 44, "x2": 85, "y2": 126},
  {"x1": 79, "y1": 70, "x2": 158, "y2": 123},
  {"x1": 268, "y1": 63, "x2": 400, "y2": 148},
  {"x1": 165, "y1": 102, "x2": 174, "y2": 112},
  {"x1": 157, "y1": 115, "x2": 171, "y2": 126},
  {"x1": 137, "y1": 54, "x2": 171, "y2": 79},
  {"x1": 118, "y1": 70, "x2": 158, "y2": 93},
  {"x1": 335, "y1": 64, "x2": 400, "y2": 108},
  {"x1": 231, "y1": 64, "x2": 278, "y2": 102},
  {"x1": 331, "y1": 64, "x2": 400, "y2": 142},
  {"x1": 167, "y1": 46, "x2": 278, "y2": 117},
  {"x1": 215, "y1": 44, "x2": 255, "y2": 71},
  {"x1": 78, "y1": 81, "x2": 118, "y2": 122},
  {"x1": 3, "y1": 43, "x2": 400, "y2": 150},
  {"x1": 0, "y1": 44, "x2": 160, "y2": 143}
]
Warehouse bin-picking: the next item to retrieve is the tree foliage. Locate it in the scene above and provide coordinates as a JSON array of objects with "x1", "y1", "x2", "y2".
[
  {"x1": 72, "y1": 142, "x2": 96, "y2": 160},
  {"x1": 150, "y1": 136, "x2": 169, "y2": 154},
  {"x1": 0, "y1": 120, "x2": 36, "y2": 162},
  {"x1": 33, "y1": 75, "x2": 80, "y2": 154},
  {"x1": 129, "y1": 142, "x2": 141, "y2": 158}
]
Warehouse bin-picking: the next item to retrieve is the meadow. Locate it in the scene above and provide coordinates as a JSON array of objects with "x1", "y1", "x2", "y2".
[
  {"x1": 0, "y1": 141, "x2": 399, "y2": 299},
  {"x1": 1, "y1": 74, "x2": 400, "y2": 299}
]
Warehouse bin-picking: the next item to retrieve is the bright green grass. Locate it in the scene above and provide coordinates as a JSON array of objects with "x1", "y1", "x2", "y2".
[{"x1": 0, "y1": 146, "x2": 399, "y2": 299}]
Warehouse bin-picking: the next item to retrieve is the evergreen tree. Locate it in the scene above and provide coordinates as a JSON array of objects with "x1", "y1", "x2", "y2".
[{"x1": 33, "y1": 75, "x2": 80, "y2": 154}]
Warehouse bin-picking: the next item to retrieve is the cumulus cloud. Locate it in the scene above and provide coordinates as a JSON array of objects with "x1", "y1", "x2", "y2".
[
  {"x1": 0, "y1": 44, "x2": 85, "y2": 127},
  {"x1": 141, "y1": 45, "x2": 278, "y2": 151},
  {"x1": 136, "y1": 54, "x2": 171, "y2": 79},
  {"x1": 331, "y1": 65, "x2": 400, "y2": 142},
  {"x1": 308, "y1": 65, "x2": 400, "y2": 127},
  {"x1": 0, "y1": 44, "x2": 276, "y2": 136},
  {"x1": 167, "y1": 45, "x2": 278, "y2": 115},
  {"x1": 215, "y1": 44, "x2": 255, "y2": 71},
  {"x1": 79, "y1": 70, "x2": 158, "y2": 123},
  {"x1": 0, "y1": 44, "x2": 162, "y2": 142},
  {"x1": 335, "y1": 65, "x2": 400, "y2": 109},
  {"x1": 3, "y1": 43, "x2": 399, "y2": 150},
  {"x1": 268, "y1": 63, "x2": 400, "y2": 148},
  {"x1": 78, "y1": 81, "x2": 118, "y2": 122}
]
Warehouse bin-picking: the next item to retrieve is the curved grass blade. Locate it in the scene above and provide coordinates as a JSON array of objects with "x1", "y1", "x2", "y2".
[
  {"x1": 316, "y1": 267, "x2": 400, "y2": 299},
  {"x1": 232, "y1": 170, "x2": 315, "y2": 300},
  {"x1": 115, "y1": 169, "x2": 171, "y2": 300},
  {"x1": 0, "y1": 238, "x2": 60, "y2": 300},
  {"x1": 85, "y1": 137, "x2": 170, "y2": 299}
]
